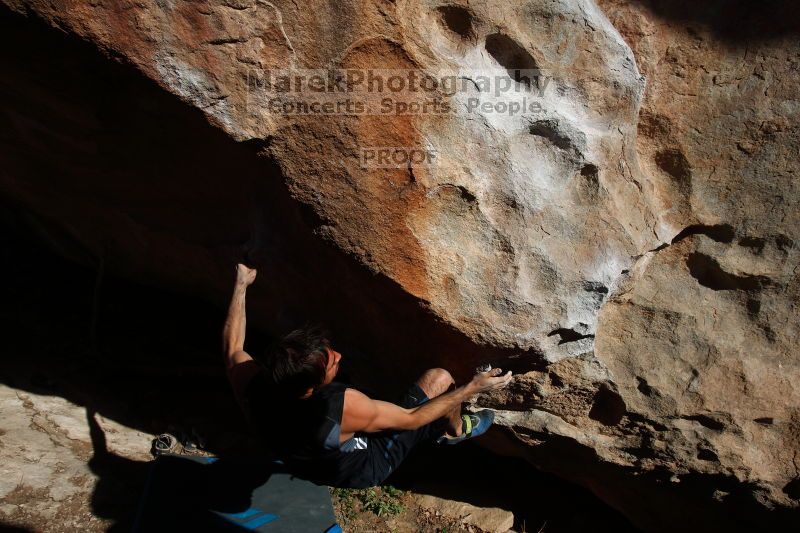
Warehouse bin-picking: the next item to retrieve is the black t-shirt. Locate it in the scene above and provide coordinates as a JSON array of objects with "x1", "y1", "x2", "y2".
[{"x1": 245, "y1": 372, "x2": 375, "y2": 487}]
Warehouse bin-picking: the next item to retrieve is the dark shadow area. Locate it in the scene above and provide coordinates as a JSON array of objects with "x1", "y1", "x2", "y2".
[
  {"x1": 387, "y1": 440, "x2": 638, "y2": 532},
  {"x1": 785, "y1": 478, "x2": 800, "y2": 501},
  {"x1": 88, "y1": 404, "x2": 334, "y2": 532},
  {"x1": 86, "y1": 408, "x2": 150, "y2": 531},
  {"x1": 133, "y1": 455, "x2": 335, "y2": 532},
  {"x1": 681, "y1": 414, "x2": 727, "y2": 432},
  {"x1": 686, "y1": 252, "x2": 771, "y2": 291},
  {"x1": 654, "y1": 148, "x2": 692, "y2": 187},
  {"x1": 437, "y1": 5, "x2": 477, "y2": 42},
  {"x1": 0, "y1": 201, "x2": 259, "y2": 454},
  {"x1": 485, "y1": 33, "x2": 540, "y2": 89},
  {"x1": 671, "y1": 223, "x2": 735, "y2": 244},
  {"x1": 628, "y1": 0, "x2": 800, "y2": 41},
  {"x1": 588, "y1": 385, "x2": 627, "y2": 427},
  {"x1": 547, "y1": 328, "x2": 594, "y2": 345},
  {"x1": 0, "y1": 202, "x2": 269, "y2": 530},
  {"x1": 529, "y1": 120, "x2": 576, "y2": 152}
]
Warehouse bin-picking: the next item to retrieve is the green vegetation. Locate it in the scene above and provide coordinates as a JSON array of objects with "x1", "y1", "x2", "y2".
[
  {"x1": 331, "y1": 485, "x2": 406, "y2": 518},
  {"x1": 331, "y1": 487, "x2": 357, "y2": 520},
  {"x1": 361, "y1": 486, "x2": 405, "y2": 516}
]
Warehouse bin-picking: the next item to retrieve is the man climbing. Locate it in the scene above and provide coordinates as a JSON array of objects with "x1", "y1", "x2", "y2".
[{"x1": 223, "y1": 263, "x2": 513, "y2": 488}]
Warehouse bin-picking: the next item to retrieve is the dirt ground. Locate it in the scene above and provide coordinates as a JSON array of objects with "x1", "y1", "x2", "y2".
[{"x1": 330, "y1": 486, "x2": 495, "y2": 533}]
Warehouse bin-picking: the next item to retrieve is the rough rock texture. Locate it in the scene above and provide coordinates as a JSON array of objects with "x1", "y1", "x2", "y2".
[
  {"x1": 0, "y1": 1, "x2": 798, "y2": 531},
  {"x1": 417, "y1": 493, "x2": 515, "y2": 533},
  {"x1": 0, "y1": 384, "x2": 152, "y2": 531}
]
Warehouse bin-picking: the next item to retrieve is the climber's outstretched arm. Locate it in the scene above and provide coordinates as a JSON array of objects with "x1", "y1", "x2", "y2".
[
  {"x1": 223, "y1": 263, "x2": 263, "y2": 411},
  {"x1": 223, "y1": 263, "x2": 257, "y2": 381}
]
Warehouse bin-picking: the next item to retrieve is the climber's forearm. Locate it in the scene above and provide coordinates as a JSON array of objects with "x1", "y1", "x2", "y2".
[
  {"x1": 222, "y1": 280, "x2": 248, "y2": 364},
  {"x1": 405, "y1": 382, "x2": 478, "y2": 429}
]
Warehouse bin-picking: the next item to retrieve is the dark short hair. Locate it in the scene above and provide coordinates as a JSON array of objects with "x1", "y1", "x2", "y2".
[{"x1": 258, "y1": 324, "x2": 331, "y2": 398}]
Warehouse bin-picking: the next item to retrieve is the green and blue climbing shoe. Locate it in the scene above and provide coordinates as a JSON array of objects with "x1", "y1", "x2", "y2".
[{"x1": 437, "y1": 409, "x2": 495, "y2": 445}]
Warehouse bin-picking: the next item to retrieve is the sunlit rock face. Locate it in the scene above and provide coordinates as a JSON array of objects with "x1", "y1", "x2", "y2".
[
  {"x1": 1, "y1": 0, "x2": 798, "y2": 530},
  {"x1": 389, "y1": 1, "x2": 655, "y2": 359}
]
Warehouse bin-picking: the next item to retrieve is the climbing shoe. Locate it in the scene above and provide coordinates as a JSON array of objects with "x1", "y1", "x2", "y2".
[
  {"x1": 437, "y1": 410, "x2": 495, "y2": 445},
  {"x1": 151, "y1": 433, "x2": 180, "y2": 456}
]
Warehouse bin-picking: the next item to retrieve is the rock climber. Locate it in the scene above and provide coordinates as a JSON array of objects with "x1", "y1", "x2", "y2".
[{"x1": 222, "y1": 263, "x2": 513, "y2": 488}]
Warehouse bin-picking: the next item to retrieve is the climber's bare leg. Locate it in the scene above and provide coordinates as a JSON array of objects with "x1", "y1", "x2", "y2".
[{"x1": 415, "y1": 368, "x2": 463, "y2": 437}]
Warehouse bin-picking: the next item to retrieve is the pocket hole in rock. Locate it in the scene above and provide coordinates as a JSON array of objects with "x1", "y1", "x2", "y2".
[
  {"x1": 589, "y1": 385, "x2": 626, "y2": 426},
  {"x1": 437, "y1": 5, "x2": 476, "y2": 42},
  {"x1": 485, "y1": 33, "x2": 539, "y2": 89}
]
